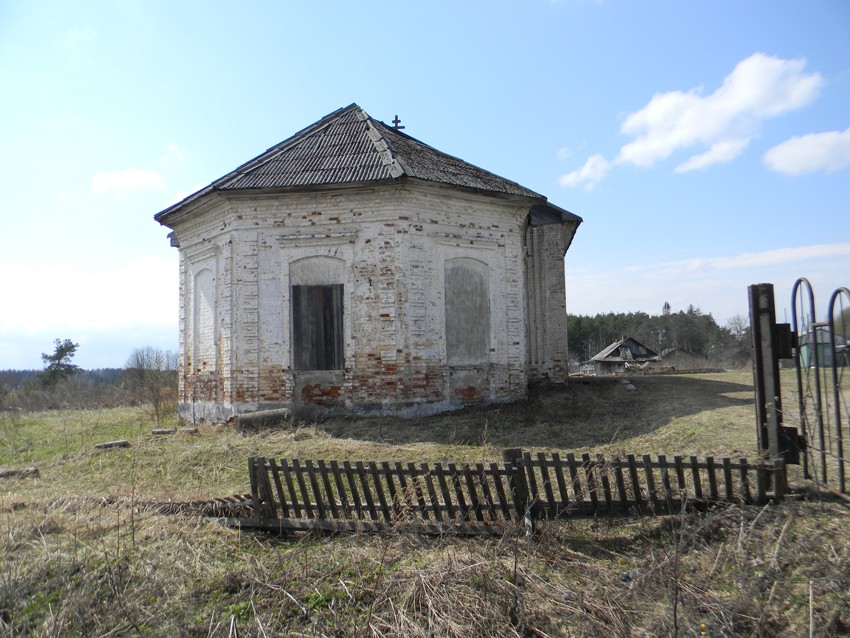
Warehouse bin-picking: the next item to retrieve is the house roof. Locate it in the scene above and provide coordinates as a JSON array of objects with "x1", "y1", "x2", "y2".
[
  {"x1": 591, "y1": 337, "x2": 659, "y2": 362},
  {"x1": 155, "y1": 103, "x2": 581, "y2": 227}
]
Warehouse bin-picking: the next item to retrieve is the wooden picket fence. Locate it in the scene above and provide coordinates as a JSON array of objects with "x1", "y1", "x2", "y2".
[{"x1": 229, "y1": 449, "x2": 785, "y2": 535}]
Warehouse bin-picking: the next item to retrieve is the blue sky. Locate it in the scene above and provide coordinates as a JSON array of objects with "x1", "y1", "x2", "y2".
[{"x1": 1, "y1": 1, "x2": 848, "y2": 369}]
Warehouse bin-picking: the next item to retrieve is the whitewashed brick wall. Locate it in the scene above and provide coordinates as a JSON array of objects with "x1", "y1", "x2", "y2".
[{"x1": 171, "y1": 181, "x2": 569, "y2": 421}]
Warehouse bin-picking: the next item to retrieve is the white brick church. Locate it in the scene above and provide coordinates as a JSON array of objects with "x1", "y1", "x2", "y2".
[{"x1": 155, "y1": 104, "x2": 582, "y2": 421}]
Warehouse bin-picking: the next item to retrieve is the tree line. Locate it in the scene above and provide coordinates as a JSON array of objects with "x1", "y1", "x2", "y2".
[
  {"x1": 1, "y1": 340, "x2": 178, "y2": 425},
  {"x1": 567, "y1": 304, "x2": 751, "y2": 367}
]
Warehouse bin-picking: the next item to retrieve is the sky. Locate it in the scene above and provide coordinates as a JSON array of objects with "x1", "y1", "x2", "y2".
[{"x1": 1, "y1": 0, "x2": 848, "y2": 369}]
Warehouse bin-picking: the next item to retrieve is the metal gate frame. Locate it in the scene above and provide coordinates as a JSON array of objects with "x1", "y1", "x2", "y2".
[{"x1": 790, "y1": 278, "x2": 850, "y2": 498}]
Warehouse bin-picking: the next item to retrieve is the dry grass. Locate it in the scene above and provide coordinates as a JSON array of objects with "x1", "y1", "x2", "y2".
[{"x1": 2, "y1": 370, "x2": 850, "y2": 636}]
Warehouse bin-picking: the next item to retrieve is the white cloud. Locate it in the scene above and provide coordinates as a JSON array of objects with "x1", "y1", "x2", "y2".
[
  {"x1": 560, "y1": 53, "x2": 824, "y2": 189},
  {"x1": 92, "y1": 168, "x2": 165, "y2": 193},
  {"x1": 674, "y1": 139, "x2": 750, "y2": 173},
  {"x1": 763, "y1": 126, "x2": 850, "y2": 175},
  {"x1": 558, "y1": 154, "x2": 611, "y2": 190},
  {"x1": 617, "y1": 53, "x2": 822, "y2": 172}
]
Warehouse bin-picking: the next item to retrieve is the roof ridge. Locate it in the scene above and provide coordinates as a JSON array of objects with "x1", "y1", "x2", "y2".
[{"x1": 359, "y1": 109, "x2": 406, "y2": 178}]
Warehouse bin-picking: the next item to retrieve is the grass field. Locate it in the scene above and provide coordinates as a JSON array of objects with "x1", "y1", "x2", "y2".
[{"x1": 2, "y1": 370, "x2": 850, "y2": 636}]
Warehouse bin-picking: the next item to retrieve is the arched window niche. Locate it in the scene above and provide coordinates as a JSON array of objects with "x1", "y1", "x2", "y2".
[
  {"x1": 193, "y1": 267, "x2": 216, "y2": 372},
  {"x1": 444, "y1": 257, "x2": 490, "y2": 365}
]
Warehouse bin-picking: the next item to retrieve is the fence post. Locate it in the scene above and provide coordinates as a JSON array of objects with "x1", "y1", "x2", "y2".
[
  {"x1": 250, "y1": 456, "x2": 276, "y2": 521},
  {"x1": 749, "y1": 283, "x2": 784, "y2": 461},
  {"x1": 503, "y1": 448, "x2": 533, "y2": 534},
  {"x1": 749, "y1": 283, "x2": 798, "y2": 491}
]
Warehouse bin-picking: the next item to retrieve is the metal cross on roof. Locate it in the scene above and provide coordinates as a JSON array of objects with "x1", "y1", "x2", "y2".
[{"x1": 391, "y1": 115, "x2": 405, "y2": 130}]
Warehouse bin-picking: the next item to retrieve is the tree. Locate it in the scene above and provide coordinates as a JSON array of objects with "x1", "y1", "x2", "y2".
[
  {"x1": 726, "y1": 314, "x2": 749, "y2": 343},
  {"x1": 125, "y1": 347, "x2": 178, "y2": 426},
  {"x1": 40, "y1": 338, "x2": 80, "y2": 386}
]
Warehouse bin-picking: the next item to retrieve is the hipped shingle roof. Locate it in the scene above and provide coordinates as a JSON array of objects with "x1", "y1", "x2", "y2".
[{"x1": 155, "y1": 103, "x2": 580, "y2": 226}]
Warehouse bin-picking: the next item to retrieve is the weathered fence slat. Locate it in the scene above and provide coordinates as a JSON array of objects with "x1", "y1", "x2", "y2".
[
  {"x1": 434, "y1": 463, "x2": 455, "y2": 519},
  {"x1": 723, "y1": 457, "x2": 734, "y2": 501},
  {"x1": 422, "y1": 464, "x2": 442, "y2": 522},
  {"x1": 381, "y1": 461, "x2": 398, "y2": 518},
  {"x1": 356, "y1": 461, "x2": 379, "y2": 521},
  {"x1": 248, "y1": 457, "x2": 261, "y2": 521},
  {"x1": 566, "y1": 453, "x2": 585, "y2": 514},
  {"x1": 551, "y1": 453, "x2": 571, "y2": 515},
  {"x1": 463, "y1": 465, "x2": 485, "y2": 522},
  {"x1": 330, "y1": 461, "x2": 351, "y2": 517},
  {"x1": 520, "y1": 451, "x2": 539, "y2": 517},
  {"x1": 406, "y1": 462, "x2": 429, "y2": 519},
  {"x1": 613, "y1": 457, "x2": 629, "y2": 513},
  {"x1": 316, "y1": 460, "x2": 337, "y2": 518},
  {"x1": 690, "y1": 455, "x2": 703, "y2": 500},
  {"x1": 293, "y1": 459, "x2": 313, "y2": 519},
  {"x1": 598, "y1": 454, "x2": 613, "y2": 512},
  {"x1": 659, "y1": 454, "x2": 673, "y2": 506},
  {"x1": 627, "y1": 454, "x2": 642, "y2": 508},
  {"x1": 674, "y1": 456, "x2": 687, "y2": 494},
  {"x1": 369, "y1": 462, "x2": 391, "y2": 524},
  {"x1": 393, "y1": 462, "x2": 411, "y2": 517},
  {"x1": 270, "y1": 459, "x2": 290, "y2": 519},
  {"x1": 538, "y1": 452, "x2": 557, "y2": 519},
  {"x1": 706, "y1": 456, "x2": 718, "y2": 501},
  {"x1": 490, "y1": 462, "x2": 512, "y2": 519},
  {"x1": 305, "y1": 461, "x2": 325, "y2": 520},
  {"x1": 447, "y1": 463, "x2": 468, "y2": 521},
  {"x1": 739, "y1": 458, "x2": 751, "y2": 503},
  {"x1": 238, "y1": 451, "x2": 785, "y2": 534},
  {"x1": 643, "y1": 455, "x2": 658, "y2": 510},
  {"x1": 476, "y1": 463, "x2": 498, "y2": 521},
  {"x1": 342, "y1": 461, "x2": 362, "y2": 518}
]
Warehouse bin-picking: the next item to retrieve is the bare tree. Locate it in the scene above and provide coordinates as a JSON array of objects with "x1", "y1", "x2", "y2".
[
  {"x1": 726, "y1": 314, "x2": 749, "y2": 343},
  {"x1": 125, "y1": 347, "x2": 178, "y2": 426}
]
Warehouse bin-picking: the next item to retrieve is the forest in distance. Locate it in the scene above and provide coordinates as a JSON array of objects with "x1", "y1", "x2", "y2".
[{"x1": 567, "y1": 304, "x2": 751, "y2": 366}]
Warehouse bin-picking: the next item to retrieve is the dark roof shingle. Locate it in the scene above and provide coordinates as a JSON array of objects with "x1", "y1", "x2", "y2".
[{"x1": 155, "y1": 103, "x2": 579, "y2": 226}]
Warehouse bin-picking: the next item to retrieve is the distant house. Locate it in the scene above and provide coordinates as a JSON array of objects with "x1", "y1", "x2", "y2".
[
  {"x1": 590, "y1": 337, "x2": 659, "y2": 375},
  {"x1": 799, "y1": 327, "x2": 848, "y2": 368},
  {"x1": 154, "y1": 104, "x2": 582, "y2": 421}
]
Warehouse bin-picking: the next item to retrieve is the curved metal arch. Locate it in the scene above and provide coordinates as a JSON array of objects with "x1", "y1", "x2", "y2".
[
  {"x1": 791, "y1": 277, "x2": 825, "y2": 480},
  {"x1": 827, "y1": 287, "x2": 850, "y2": 493}
]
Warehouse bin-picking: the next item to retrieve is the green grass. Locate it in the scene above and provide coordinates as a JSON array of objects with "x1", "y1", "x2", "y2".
[{"x1": 2, "y1": 370, "x2": 850, "y2": 636}]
